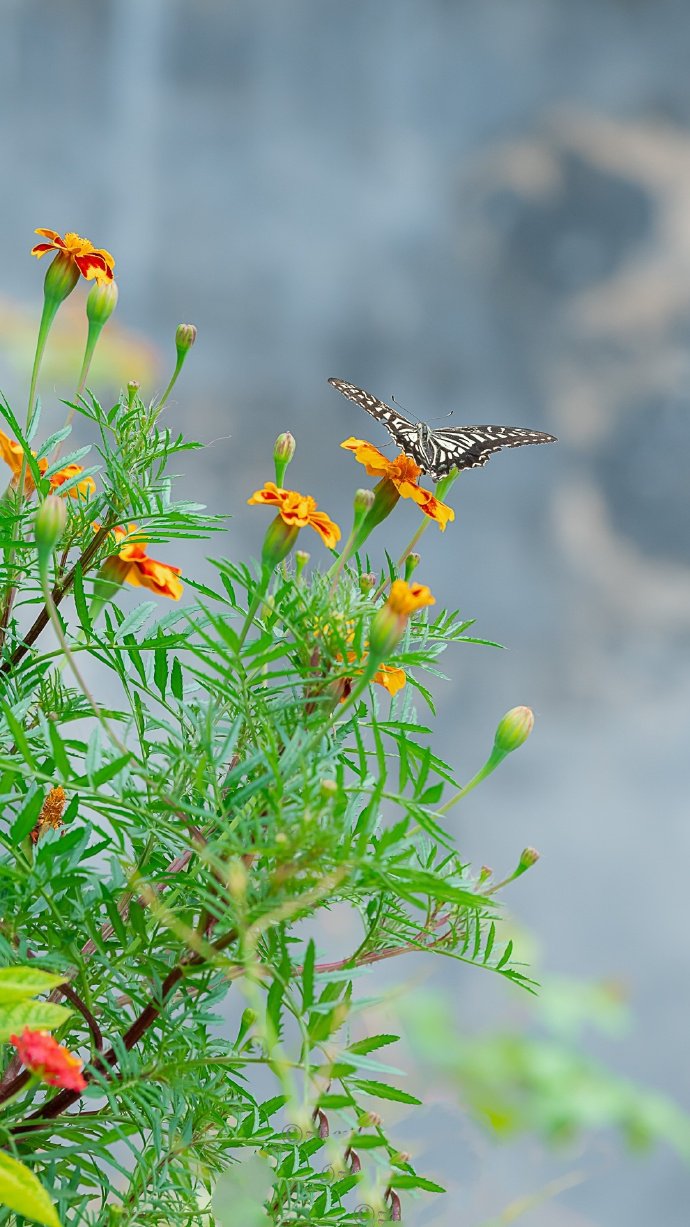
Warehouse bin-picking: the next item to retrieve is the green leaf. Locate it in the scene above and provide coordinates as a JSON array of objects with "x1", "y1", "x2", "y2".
[
  {"x1": 0, "y1": 1151, "x2": 60, "y2": 1227},
  {"x1": 170, "y1": 656, "x2": 183, "y2": 699},
  {"x1": 348, "y1": 1034, "x2": 399, "y2": 1056},
  {"x1": 90, "y1": 753, "x2": 131, "y2": 788},
  {"x1": 154, "y1": 645, "x2": 168, "y2": 699},
  {"x1": 0, "y1": 967, "x2": 68, "y2": 1004},
  {"x1": 302, "y1": 939, "x2": 315, "y2": 1010},
  {"x1": 9, "y1": 791, "x2": 44, "y2": 843},
  {"x1": 352, "y1": 1079, "x2": 422, "y2": 1105},
  {"x1": 115, "y1": 602, "x2": 156, "y2": 641},
  {"x1": 0, "y1": 1000, "x2": 71, "y2": 1043},
  {"x1": 72, "y1": 563, "x2": 93, "y2": 636},
  {"x1": 392, "y1": 1174, "x2": 446, "y2": 1193}
]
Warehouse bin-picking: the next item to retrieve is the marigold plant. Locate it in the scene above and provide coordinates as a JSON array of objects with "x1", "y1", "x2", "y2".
[{"x1": 1, "y1": 227, "x2": 676, "y2": 1227}]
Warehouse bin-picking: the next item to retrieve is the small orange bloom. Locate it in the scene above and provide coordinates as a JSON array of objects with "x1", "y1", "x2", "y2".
[
  {"x1": 30, "y1": 785, "x2": 67, "y2": 844},
  {"x1": 0, "y1": 429, "x2": 95, "y2": 498},
  {"x1": 10, "y1": 1028, "x2": 87, "y2": 1092},
  {"x1": 372, "y1": 662, "x2": 407, "y2": 696},
  {"x1": 248, "y1": 482, "x2": 341, "y2": 549},
  {"x1": 31, "y1": 228, "x2": 115, "y2": 284},
  {"x1": 107, "y1": 525, "x2": 183, "y2": 600},
  {"x1": 387, "y1": 580, "x2": 436, "y2": 617},
  {"x1": 341, "y1": 438, "x2": 454, "y2": 530}
]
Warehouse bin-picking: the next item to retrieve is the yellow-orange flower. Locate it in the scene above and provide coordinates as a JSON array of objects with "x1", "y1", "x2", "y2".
[
  {"x1": 31, "y1": 228, "x2": 115, "y2": 284},
  {"x1": 107, "y1": 525, "x2": 183, "y2": 600},
  {"x1": 0, "y1": 429, "x2": 95, "y2": 498},
  {"x1": 341, "y1": 438, "x2": 454, "y2": 530},
  {"x1": 387, "y1": 580, "x2": 436, "y2": 617},
  {"x1": 372, "y1": 661, "x2": 407, "y2": 696},
  {"x1": 248, "y1": 482, "x2": 341, "y2": 549},
  {"x1": 31, "y1": 785, "x2": 67, "y2": 844}
]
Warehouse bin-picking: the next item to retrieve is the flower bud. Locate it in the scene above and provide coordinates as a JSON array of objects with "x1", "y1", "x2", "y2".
[
  {"x1": 320, "y1": 778, "x2": 338, "y2": 799},
  {"x1": 493, "y1": 706, "x2": 534, "y2": 758},
  {"x1": 274, "y1": 432, "x2": 296, "y2": 486},
  {"x1": 519, "y1": 846, "x2": 540, "y2": 869},
  {"x1": 404, "y1": 552, "x2": 420, "y2": 582},
  {"x1": 369, "y1": 580, "x2": 435, "y2": 660},
  {"x1": 359, "y1": 572, "x2": 377, "y2": 594},
  {"x1": 354, "y1": 488, "x2": 375, "y2": 516},
  {"x1": 34, "y1": 495, "x2": 66, "y2": 558},
  {"x1": 43, "y1": 250, "x2": 80, "y2": 306},
  {"x1": 175, "y1": 323, "x2": 197, "y2": 356},
  {"x1": 294, "y1": 549, "x2": 309, "y2": 581},
  {"x1": 86, "y1": 277, "x2": 118, "y2": 328},
  {"x1": 227, "y1": 857, "x2": 248, "y2": 900},
  {"x1": 126, "y1": 380, "x2": 140, "y2": 410},
  {"x1": 261, "y1": 514, "x2": 300, "y2": 569}
]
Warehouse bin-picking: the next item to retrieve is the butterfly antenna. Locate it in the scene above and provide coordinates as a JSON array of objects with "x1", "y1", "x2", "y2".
[{"x1": 391, "y1": 392, "x2": 421, "y2": 424}]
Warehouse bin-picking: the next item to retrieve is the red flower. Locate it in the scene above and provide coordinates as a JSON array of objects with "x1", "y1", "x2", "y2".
[
  {"x1": 31, "y1": 229, "x2": 115, "y2": 285},
  {"x1": 10, "y1": 1028, "x2": 86, "y2": 1092}
]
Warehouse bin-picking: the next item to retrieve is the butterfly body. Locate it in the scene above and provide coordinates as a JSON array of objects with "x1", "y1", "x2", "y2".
[{"x1": 328, "y1": 378, "x2": 557, "y2": 481}]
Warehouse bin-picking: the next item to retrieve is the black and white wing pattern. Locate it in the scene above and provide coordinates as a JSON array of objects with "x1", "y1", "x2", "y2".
[
  {"x1": 328, "y1": 378, "x2": 557, "y2": 481},
  {"x1": 328, "y1": 378, "x2": 422, "y2": 452}
]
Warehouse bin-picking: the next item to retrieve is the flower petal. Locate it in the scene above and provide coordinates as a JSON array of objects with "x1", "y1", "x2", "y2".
[
  {"x1": 340, "y1": 437, "x2": 391, "y2": 477},
  {"x1": 373, "y1": 663, "x2": 407, "y2": 696},
  {"x1": 34, "y1": 228, "x2": 62, "y2": 242},
  {"x1": 308, "y1": 510, "x2": 341, "y2": 549}
]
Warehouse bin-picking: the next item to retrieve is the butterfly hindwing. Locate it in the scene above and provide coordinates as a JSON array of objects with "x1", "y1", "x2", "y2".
[{"x1": 328, "y1": 378, "x2": 557, "y2": 478}]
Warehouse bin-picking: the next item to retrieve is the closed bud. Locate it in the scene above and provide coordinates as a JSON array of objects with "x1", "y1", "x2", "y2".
[
  {"x1": 274, "y1": 432, "x2": 296, "y2": 485},
  {"x1": 478, "y1": 865, "x2": 492, "y2": 884},
  {"x1": 294, "y1": 549, "x2": 309, "y2": 581},
  {"x1": 493, "y1": 706, "x2": 534, "y2": 757},
  {"x1": 519, "y1": 846, "x2": 540, "y2": 869},
  {"x1": 359, "y1": 572, "x2": 377, "y2": 594},
  {"x1": 404, "y1": 552, "x2": 421, "y2": 581},
  {"x1": 34, "y1": 495, "x2": 66, "y2": 558},
  {"x1": 227, "y1": 857, "x2": 248, "y2": 899},
  {"x1": 353, "y1": 488, "x2": 375, "y2": 517},
  {"x1": 175, "y1": 323, "x2": 197, "y2": 356},
  {"x1": 320, "y1": 778, "x2": 338, "y2": 799},
  {"x1": 126, "y1": 381, "x2": 140, "y2": 410},
  {"x1": 43, "y1": 250, "x2": 80, "y2": 306},
  {"x1": 86, "y1": 277, "x2": 118, "y2": 328}
]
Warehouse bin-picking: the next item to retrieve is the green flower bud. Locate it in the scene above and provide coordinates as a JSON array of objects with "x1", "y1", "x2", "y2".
[
  {"x1": 86, "y1": 277, "x2": 118, "y2": 328},
  {"x1": 320, "y1": 778, "x2": 338, "y2": 799},
  {"x1": 175, "y1": 323, "x2": 197, "y2": 356},
  {"x1": 127, "y1": 380, "x2": 140, "y2": 410},
  {"x1": 519, "y1": 846, "x2": 540, "y2": 869},
  {"x1": 34, "y1": 495, "x2": 66, "y2": 559},
  {"x1": 404, "y1": 552, "x2": 421, "y2": 581},
  {"x1": 359, "y1": 572, "x2": 377, "y2": 594},
  {"x1": 274, "y1": 432, "x2": 296, "y2": 485},
  {"x1": 261, "y1": 514, "x2": 300, "y2": 569},
  {"x1": 493, "y1": 706, "x2": 534, "y2": 757},
  {"x1": 354, "y1": 488, "x2": 375, "y2": 516},
  {"x1": 43, "y1": 250, "x2": 80, "y2": 307},
  {"x1": 294, "y1": 549, "x2": 309, "y2": 581}
]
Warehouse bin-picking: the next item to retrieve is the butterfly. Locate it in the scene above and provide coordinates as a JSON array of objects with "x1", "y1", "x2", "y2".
[{"x1": 328, "y1": 378, "x2": 557, "y2": 481}]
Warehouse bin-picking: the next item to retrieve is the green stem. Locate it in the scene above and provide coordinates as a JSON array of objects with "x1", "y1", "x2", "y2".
[
  {"x1": 437, "y1": 747, "x2": 506, "y2": 815},
  {"x1": 157, "y1": 353, "x2": 185, "y2": 412}
]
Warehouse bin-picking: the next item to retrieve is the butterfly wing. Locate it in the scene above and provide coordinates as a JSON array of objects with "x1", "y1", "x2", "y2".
[
  {"x1": 328, "y1": 378, "x2": 423, "y2": 455},
  {"x1": 425, "y1": 425, "x2": 557, "y2": 480}
]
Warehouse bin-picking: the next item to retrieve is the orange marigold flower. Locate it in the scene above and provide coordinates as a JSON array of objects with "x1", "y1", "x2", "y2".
[
  {"x1": 387, "y1": 580, "x2": 436, "y2": 617},
  {"x1": 10, "y1": 1028, "x2": 87, "y2": 1092},
  {"x1": 107, "y1": 525, "x2": 183, "y2": 600},
  {"x1": 30, "y1": 785, "x2": 67, "y2": 844},
  {"x1": 0, "y1": 429, "x2": 95, "y2": 498},
  {"x1": 372, "y1": 662, "x2": 407, "y2": 696},
  {"x1": 341, "y1": 437, "x2": 455, "y2": 530},
  {"x1": 248, "y1": 482, "x2": 341, "y2": 549},
  {"x1": 31, "y1": 228, "x2": 115, "y2": 284}
]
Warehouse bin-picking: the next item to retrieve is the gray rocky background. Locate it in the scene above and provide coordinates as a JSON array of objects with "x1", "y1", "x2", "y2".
[{"x1": 2, "y1": 1, "x2": 690, "y2": 1223}]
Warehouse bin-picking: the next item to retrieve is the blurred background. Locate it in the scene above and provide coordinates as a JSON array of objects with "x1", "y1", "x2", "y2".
[{"x1": 2, "y1": 1, "x2": 690, "y2": 1223}]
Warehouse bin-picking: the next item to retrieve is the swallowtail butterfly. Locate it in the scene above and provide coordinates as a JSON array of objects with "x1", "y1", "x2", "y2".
[{"x1": 328, "y1": 378, "x2": 557, "y2": 481}]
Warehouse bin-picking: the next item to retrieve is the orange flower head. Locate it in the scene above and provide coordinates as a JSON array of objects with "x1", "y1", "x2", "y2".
[
  {"x1": 341, "y1": 438, "x2": 455, "y2": 531},
  {"x1": 0, "y1": 428, "x2": 95, "y2": 499},
  {"x1": 31, "y1": 785, "x2": 67, "y2": 844},
  {"x1": 248, "y1": 482, "x2": 341, "y2": 549},
  {"x1": 10, "y1": 1028, "x2": 86, "y2": 1092},
  {"x1": 387, "y1": 580, "x2": 436, "y2": 618},
  {"x1": 32, "y1": 228, "x2": 115, "y2": 285},
  {"x1": 108, "y1": 525, "x2": 183, "y2": 600},
  {"x1": 370, "y1": 580, "x2": 436, "y2": 659}
]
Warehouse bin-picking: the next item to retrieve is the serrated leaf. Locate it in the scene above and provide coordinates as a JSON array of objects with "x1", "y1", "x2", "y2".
[
  {"x1": 72, "y1": 564, "x2": 92, "y2": 636},
  {"x1": 347, "y1": 1034, "x2": 399, "y2": 1056},
  {"x1": 392, "y1": 1174, "x2": 446, "y2": 1193},
  {"x1": 302, "y1": 939, "x2": 315, "y2": 1010},
  {"x1": 352, "y1": 1079, "x2": 422, "y2": 1105},
  {"x1": 0, "y1": 1000, "x2": 71, "y2": 1043},
  {"x1": 0, "y1": 1151, "x2": 60, "y2": 1227},
  {"x1": 9, "y1": 791, "x2": 44, "y2": 843},
  {"x1": 170, "y1": 657, "x2": 183, "y2": 699},
  {"x1": 0, "y1": 967, "x2": 68, "y2": 1004},
  {"x1": 154, "y1": 646, "x2": 168, "y2": 699},
  {"x1": 115, "y1": 602, "x2": 156, "y2": 641}
]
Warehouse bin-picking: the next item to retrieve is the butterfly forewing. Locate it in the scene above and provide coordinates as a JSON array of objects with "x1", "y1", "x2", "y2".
[{"x1": 328, "y1": 378, "x2": 557, "y2": 479}]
